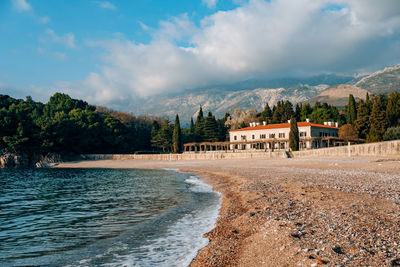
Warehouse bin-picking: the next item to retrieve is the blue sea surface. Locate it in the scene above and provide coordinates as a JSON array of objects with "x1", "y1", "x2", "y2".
[{"x1": 0, "y1": 168, "x2": 221, "y2": 267}]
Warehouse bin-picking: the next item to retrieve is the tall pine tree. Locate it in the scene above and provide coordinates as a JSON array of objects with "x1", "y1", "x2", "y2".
[
  {"x1": 195, "y1": 106, "x2": 205, "y2": 142},
  {"x1": 346, "y1": 94, "x2": 357, "y2": 125},
  {"x1": 188, "y1": 117, "x2": 195, "y2": 142},
  {"x1": 204, "y1": 112, "x2": 218, "y2": 142},
  {"x1": 386, "y1": 91, "x2": 400, "y2": 127},
  {"x1": 289, "y1": 116, "x2": 299, "y2": 151},
  {"x1": 272, "y1": 101, "x2": 283, "y2": 123},
  {"x1": 367, "y1": 95, "x2": 388, "y2": 142},
  {"x1": 172, "y1": 114, "x2": 182, "y2": 153},
  {"x1": 261, "y1": 103, "x2": 272, "y2": 123},
  {"x1": 354, "y1": 100, "x2": 370, "y2": 139}
]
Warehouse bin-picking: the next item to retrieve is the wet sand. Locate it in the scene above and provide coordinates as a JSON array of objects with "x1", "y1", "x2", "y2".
[{"x1": 56, "y1": 156, "x2": 400, "y2": 266}]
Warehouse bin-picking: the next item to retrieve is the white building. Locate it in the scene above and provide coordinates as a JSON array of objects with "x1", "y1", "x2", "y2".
[{"x1": 229, "y1": 121, "x2": 339, "y2": 151}]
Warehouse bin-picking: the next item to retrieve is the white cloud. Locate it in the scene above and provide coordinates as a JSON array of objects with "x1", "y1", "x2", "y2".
[
  {"x1": 68, "y1": 0, "x2": 400, "y2": 105},
  {"x1": 45, "y1": 29, "x2": 76, "y2": 49},
  {"x1": 93, "y1": 1, "x2": 117, "y2": 10},
  {"x1": 202, "y1": 0, "x2": 218, "y2": 9},
  {"x1": 40, "y1": 16, "x2": 50, "y2": 24},
  {"x1": 12, "y1": 0, "x2": 32, "y2": 12}
]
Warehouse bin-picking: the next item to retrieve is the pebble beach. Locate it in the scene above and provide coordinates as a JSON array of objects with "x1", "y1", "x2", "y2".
[{"x1": 56, "y1": 156, "x2": 400, "y2": 266}]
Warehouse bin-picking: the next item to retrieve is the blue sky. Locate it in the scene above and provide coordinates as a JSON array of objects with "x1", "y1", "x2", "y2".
[
  {"x1": 1, "y1": 0, "x2": 400, "y2": 108},
  {"x1": 0, "y1": 0, "x2": 239, "y2": 91}
]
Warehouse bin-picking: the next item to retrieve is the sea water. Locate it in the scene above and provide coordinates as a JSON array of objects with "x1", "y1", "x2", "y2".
[{"x1": 0, "y1": 168, "x2": 221, "y2": 267}]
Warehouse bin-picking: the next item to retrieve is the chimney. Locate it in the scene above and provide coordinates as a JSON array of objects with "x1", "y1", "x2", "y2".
[
  {"x1": 288, "y1": 120, "x2": 291, "y2": 123},
  {"x1": 306, "y1": 118, "x2": 310, "y2": 123},
  {"x1": 335, "y1": 122, "x2": 339, "y2": 127},
  {"x1": 256, "y1": 122, "x2": 260, "y2": 126},
  {"x1": 263, "y1": 121, "x2": 266, "y2": 126},
  {"x1": 324, "y1": 122, "x2": 328, "y2": 125}
]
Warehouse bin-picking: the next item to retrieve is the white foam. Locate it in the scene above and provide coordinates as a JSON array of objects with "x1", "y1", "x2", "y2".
[
  {"x1": 107, "y1": 176, "x2": 222, "y2": 267},
  {"x1": 185, "y1": 176, "x2": 214, "y2": 193}
]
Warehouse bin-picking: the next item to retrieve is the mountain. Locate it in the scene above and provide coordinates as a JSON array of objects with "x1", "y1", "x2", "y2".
[
  {"x1": 305, "y1": 84, "x2": 369, "y2": 107},
  {"x1": 127, "y1": 64, "x2": 400, "y2": 124},
  {"x1": 355, "y1": 64, "x2": 400, "y2": 95},
  {"x1": 132, "y1": 83, "x2": 330, "y2": 124}
]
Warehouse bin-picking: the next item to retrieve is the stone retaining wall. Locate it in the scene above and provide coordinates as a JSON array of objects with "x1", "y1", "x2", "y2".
[
  {"x1": 292, "y1": 139, "x2": 400, "y2": 158},
  {"x1": 82, "y1": 151, "x2": 288, "y2": 161},
  {"x1": 81, "y1": 140, "x2": 399, "y2": 162}
]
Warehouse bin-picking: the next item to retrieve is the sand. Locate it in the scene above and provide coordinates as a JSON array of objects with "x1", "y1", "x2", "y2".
[{"x1": 55, "y1": 156, "x2": 400, "y2": 266}]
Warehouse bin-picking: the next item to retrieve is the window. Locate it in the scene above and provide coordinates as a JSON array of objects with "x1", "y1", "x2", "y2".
[
  {"x1": 279, "y1": 133, "x2": 285, "y2": 138},
  {"x1": 234, "y1": 136, "x2": 237, "y2": 140},
  {"x1": 300, "y1": 132, "x2": 307, "y2": 137},
  {"x1": 260, "y1": 134, "x2": 266, "y2": 139},
  {"x1": 269, "y1": 133, "x2": 275, "y2": 138},
  {"x1": 252, "y1": 134, "x2": 255, "y2": 139}
]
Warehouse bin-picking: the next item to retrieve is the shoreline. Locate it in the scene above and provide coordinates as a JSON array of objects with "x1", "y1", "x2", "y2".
[{"x1": 55, "y1": 156, "x2": 400, "y2": 266}]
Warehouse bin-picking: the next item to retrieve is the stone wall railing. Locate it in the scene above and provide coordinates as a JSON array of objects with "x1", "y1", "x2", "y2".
[
  {"x1": 292, "y1": 139, "x2": 400, "y2": 158},
  {"x1": 81, "y1": 140, "x2": 400, "y2": 162},
  {"x1": 82, "y1": 151, "x2": 288, "y2": 161}
]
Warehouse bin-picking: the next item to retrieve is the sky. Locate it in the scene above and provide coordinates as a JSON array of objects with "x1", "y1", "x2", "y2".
[{"x1": 1, "y1": 0, "x2": 400, "y2": 108}]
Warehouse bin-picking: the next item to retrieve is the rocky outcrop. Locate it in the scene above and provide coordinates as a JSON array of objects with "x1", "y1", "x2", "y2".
[
  {"x1": 35, "y1": 153, "x2": 62, "y2": 168},
  {"x1": 0, "y1": 150, "x2": 62, "y2": 168},
  {"x1": 0, "y1": 150, "x2": 30, "y2": 168}
]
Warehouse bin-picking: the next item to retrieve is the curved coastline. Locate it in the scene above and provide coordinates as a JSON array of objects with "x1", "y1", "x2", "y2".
[{"x1": 55, "y1": 156, "x2": 400, "y2": 266}]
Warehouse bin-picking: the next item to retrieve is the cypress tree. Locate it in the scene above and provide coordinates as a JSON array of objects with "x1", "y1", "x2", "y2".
[
  {"x1": 346, "y1": 94, "x2": 357, "y2": 125},
  {"x1": 386, "y1": 91, "x2": 400, "y2": 127},
  {"x1": 204, "y1": 112, "x2": 218, "y2": 142},
  {"x1": 367, "y1": 95, "x2": 389, "y2": 142},
  {"x1": 289, "y1": 116, "x2": 299, "y2": 151},
  {"x1": 354, "y1": 100, "x2": 370, "y2": 139},
  {"x1": 194, "y1": 106, "x2": 205, "y2": 142},
  {"x1": 172, "y1": 114, "x2": 182, "y2": 153}
]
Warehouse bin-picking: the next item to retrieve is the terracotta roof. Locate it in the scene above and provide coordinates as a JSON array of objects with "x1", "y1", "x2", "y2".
[{"x1": 230, "y1": 122, "x2": 338, "y2": 132}]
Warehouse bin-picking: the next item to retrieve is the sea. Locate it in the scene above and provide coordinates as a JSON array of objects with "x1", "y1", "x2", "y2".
[{"x1": 0, "y1": 168, "x2": 221, "y2": 267}]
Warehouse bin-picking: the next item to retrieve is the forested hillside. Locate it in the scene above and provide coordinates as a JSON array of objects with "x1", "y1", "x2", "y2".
[{"x1": 0, "y1": 93, "x2": 156, "y2": 155}]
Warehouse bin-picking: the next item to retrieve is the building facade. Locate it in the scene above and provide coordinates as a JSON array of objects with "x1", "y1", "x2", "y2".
[{"x1": 229, "y1": 121, "x2": 339, "y2": 151}]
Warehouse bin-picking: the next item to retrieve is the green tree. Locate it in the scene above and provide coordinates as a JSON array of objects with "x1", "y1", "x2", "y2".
[
  {"x1": 195, "y1": 106, "x2": 205, "y2": 142},
  {"x1": 354, "y1": 100, "x2": 370, "y2": 139},
  {"x1": 289, "y1": 116, "x2": 299, "y2": 151},
  {"x1": 386, "y1": 91, "x2": 400, "y2": 127},
  {"x1": 261, "y1": 103, "x2": 272, "y2": 123},
  {"x1": 150, "y1": 120, "x2": 161, "y2": 150},
  {"x1": 204, "y1": 112, "x2": 218, "y2": 142},
  {"x1": 367, "y1": 95, "x2": 389, "y2": 142},
  {"x1": 217, "y1": 112, "x2": 230, "y2": 141},
  {"x1": 346, "y1": 94, "x2": 357, "y2": 125},
  {"x1": 172, "y1": 114, "x2": 182, "y2": 153},
  {"x1": 272, "y1": 101, "x2": 283, "y2": 123},
  {"x1": 300, "y1": 103, "x2": 313, "y2": 122},
  {"x1": 159, "y1": 120, "x2": 172, "y2": 152},
  {"x1": 282, "y1": 100, "x2": 294, "y2": 122},
  {"x1": 383, "y1": 127, "x2": 400, "y2": 141}
]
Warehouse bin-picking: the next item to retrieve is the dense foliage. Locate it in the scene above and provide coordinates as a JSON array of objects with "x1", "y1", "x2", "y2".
[
  {"x1": 0, "y1": 93, "x2": 157, "y2": 155},
  {"x1": 150, "y1": 106, "x2": 230, "y2": 151}
]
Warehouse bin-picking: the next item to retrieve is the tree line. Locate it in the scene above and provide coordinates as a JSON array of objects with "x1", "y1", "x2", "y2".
[
  {"x1": 0, "y1": 93, "x2": 157, "y2": 155},
  {"x1": 1, "y1": 90, "x2": 398, "y2": 157},
  {"x1": 150, "y1": 106, "x2": 229, "y2": 152},
  {"x1": 341, "y1": 92, "x2": 400, "y2": 142}
]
